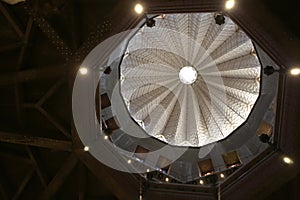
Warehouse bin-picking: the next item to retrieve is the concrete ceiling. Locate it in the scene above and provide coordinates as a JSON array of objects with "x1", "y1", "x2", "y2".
[{"x1": 0, "y1": 0, "x2": 299, "y2": 200}]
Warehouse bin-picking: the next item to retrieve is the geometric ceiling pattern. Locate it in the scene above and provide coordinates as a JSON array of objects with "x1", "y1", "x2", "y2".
[{"x1": 120, "y1": 13, "x2": 261, "y2": 147}]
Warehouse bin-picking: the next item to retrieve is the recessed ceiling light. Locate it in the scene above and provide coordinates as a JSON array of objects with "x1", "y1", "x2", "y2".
[
  {"x1": 283, "y1": 156, "x2": 294, "y2": 164},
  {"x1": 79, "y1": 67, "x2": 88, "y2": 75},
  {"x1": 134, "y1": 3, "x2": 144, "y2": 14},
  {"x1": 84, "y1": 146, "x2": 89, "y2": 151},
  {"x1": 225, "y1": 0, "x2": 235, "y2": 10},
  {"x1": 290, "y1": 68, "x2": 300, "y2": 76}
]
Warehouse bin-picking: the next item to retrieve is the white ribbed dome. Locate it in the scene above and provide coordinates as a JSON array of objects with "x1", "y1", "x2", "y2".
[{"x1": 120, "y1": 13, "x2": 261, "y2": 147}]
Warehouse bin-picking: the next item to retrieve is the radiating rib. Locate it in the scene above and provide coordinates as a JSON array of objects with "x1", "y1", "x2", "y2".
[
  {"x1": 185, "y1": 85, "x2": 200, "y2": 145},
  {"x1": 174, "y1": 85, "x2": 188, "y2": 144},
  {"x1": 194, "y1": 84, "x2": 225, "y2": 143},
  {"x1": 201, "y1": 82, "x2": 248, "y2": 124},
  {"x1": 215, "y1": 68, "x2": 260, "y2": 79},
  {"x1": 197, "y1": 34, "x2": 252, "y2": 72},
  {"x1": 194, "y1": 17, "x2": 238, "y2": 66},
  {"x1": 121, "y1": 78, "x2": 177, "y2": 102},
  {"x1": 128, "y1": 28, "x2": 186, "y2": 66},
  {"x1": 122, "y1": 48, "x2": 190, "y2": 72},
  {"x1": 203, "y1": 81, "x2": 259, "y2": 105},
  {"x1": 216, "y1": 54, "x2": 260, "y2": 71},
  {"x1": 201, "y1": 78, "x2": 258, "y2": 121},
  {"x1": 160, "y1": 100, "x2": 181, "y2": 143},
  {"x1": 144, "y1": 84, "x2": 184, "y2": 138},
  {"x1": 130, "y1": 80, "x2": 180, "y2": 120},
  {"x1": 198, "y1": 87, "x2": 230, "y2": 139}
]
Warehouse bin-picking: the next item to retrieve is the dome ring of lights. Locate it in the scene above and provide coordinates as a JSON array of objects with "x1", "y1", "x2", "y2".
[{"x1": 120, "y1": 13, "x2": 261, "y2": 147}]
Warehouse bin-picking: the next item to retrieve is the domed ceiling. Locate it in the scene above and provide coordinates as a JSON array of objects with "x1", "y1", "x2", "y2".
[{"x1": 120, "y1": 13, "x2": 261, "y2": 147}]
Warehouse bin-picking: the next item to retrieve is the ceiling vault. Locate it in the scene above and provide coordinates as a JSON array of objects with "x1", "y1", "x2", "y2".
[{"x1": 0, "y1": 0, "x2": 299, "y2": 199}]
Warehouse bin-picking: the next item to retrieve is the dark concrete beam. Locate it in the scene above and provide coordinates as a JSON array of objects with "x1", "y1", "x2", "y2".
[
  {"x1": 0, "y1": 131, "x2": 72, "y2": 151},
  {"x1": 76, "y1": 150, "x2": 139, "y2": 200},
  {"x1": 39, "y1": 154, "x2": 78, "y2": 200},
  {"x1": 12, "y1": 168, "x2": 34, "y2": 200},
  {"x1": 0, "y1": 65, "x2": 67, "y2": 86},
  {"x1": 0, "y1": 2, "x2": 24, "y2": 38}
]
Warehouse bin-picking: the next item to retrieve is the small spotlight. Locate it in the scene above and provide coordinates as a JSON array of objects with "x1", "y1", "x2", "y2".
[
  {"x1": 134, "y1": 3, "x2": 144, "y2": 14},
  {"x1": 283, "y1": 156, "x2": 294, "y2": 164},
  {"x1": 84, "y1": 146, "x2": 89, "y2": 151},
  {"x1": 264, "y1": 65, "x2": 282, "y2": 76},
  {"x1": 165, "y1": 177, "x2": 169, "y2": 182},
  {"x1": 215, "y1": 14, "x2": 225, "y2": 25},
  {"x1": 259, "y1": 133, "x2": 271, "y2": 143},
  {"x1": 146, "y1": 169, "x2": 150, "y2": 172},
  {"x1": 104, "y1": 135, "x2": 109, "y2": 140},
  {"x1": 104, "y1": 66, "x2": 112, "y2": 74},
  {"x1": 103, "y1": 127, "x2": 112, "y2": 135},
  {"x1": 220, "y1": 173, "x2": 225, "y2": 178},
  {"x1": 127, "y1": 159, "x2": 132, "y2": 164},
  {"x1": 146, "y1": 17, "x2": 156, "y2": 27},
  {"x1": 290, "y1": 68, "x2": 300, "y2": 76},
  {"x1": 225, "y1": 0, "x2": 235, "y2": 10},
  {"x1": 199, "y1": 180, "x2": 204, "y2": 185},
  {"x1": 79, "y1": 67, "x2": 88, "y2": 75}
]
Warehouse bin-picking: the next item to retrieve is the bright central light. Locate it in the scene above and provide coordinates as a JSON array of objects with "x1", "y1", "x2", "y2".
[
  {"x1": 134, "y1": 3, "x2": 144, "y2": 14},
  {"x1": 225, "y1": 0, "x2": 235, "y2": 10},
  {"x1": 84, "y1": 146, "x2": 89, "y2": 151},
  {"x1": 290, "y1": 68, "x2": 300, "y2": 76},
  {"x1": 179, "y1": 66, "x2": 197, "y2": 84},
  {"x1": 283, "y1": 156, "x2": 293, "y2": 164},
  {"x1": 79, "y1": 67, "x2": 88, "y2": 75}
]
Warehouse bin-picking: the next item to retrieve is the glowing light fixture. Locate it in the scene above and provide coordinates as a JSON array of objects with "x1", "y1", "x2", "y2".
[
  {"x1": 84, "y1": 146, "x2": 89, "y2": 151},
  {"x1": 290, "y1": 68, "x2": 300, "y2": 76},
  {"x1": 283, "y1": 156, "x2": 294, "y2": 164},
  {"x1": 79, "y1": 67, "x2": 88, "y2": 75},
  {"x1": 179, "y1": 66, "x2": 197, "y2": 84},
  {"x1": 104, "y1": 135, "x2": 109, "y2": 140},
  {"x1": 146, "y1": 169, "x2": 150, "y2": 172},
  {"x1": 220, "y1": 173, "x2": 225, "y2": 178},
  {"x1": 165, "y1": 177, "x2": 169, "y2": 182},
  {"x1": 128, "y1": 159, "x2": 132, "y2": 164},
  {"x1": 134, "y1": 3, "x2": 144, "y2": 14},
  {"x1": 225, "y1": 0, "x2": 235, "y2": 10},
  {"x1": 199, "y1": 180, "x2": 204, "y2": 185}
]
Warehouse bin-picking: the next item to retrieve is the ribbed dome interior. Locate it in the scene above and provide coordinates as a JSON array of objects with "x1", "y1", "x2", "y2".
[{"x1": 120, "y1": 13, "x2": 261, "y2": 147}]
